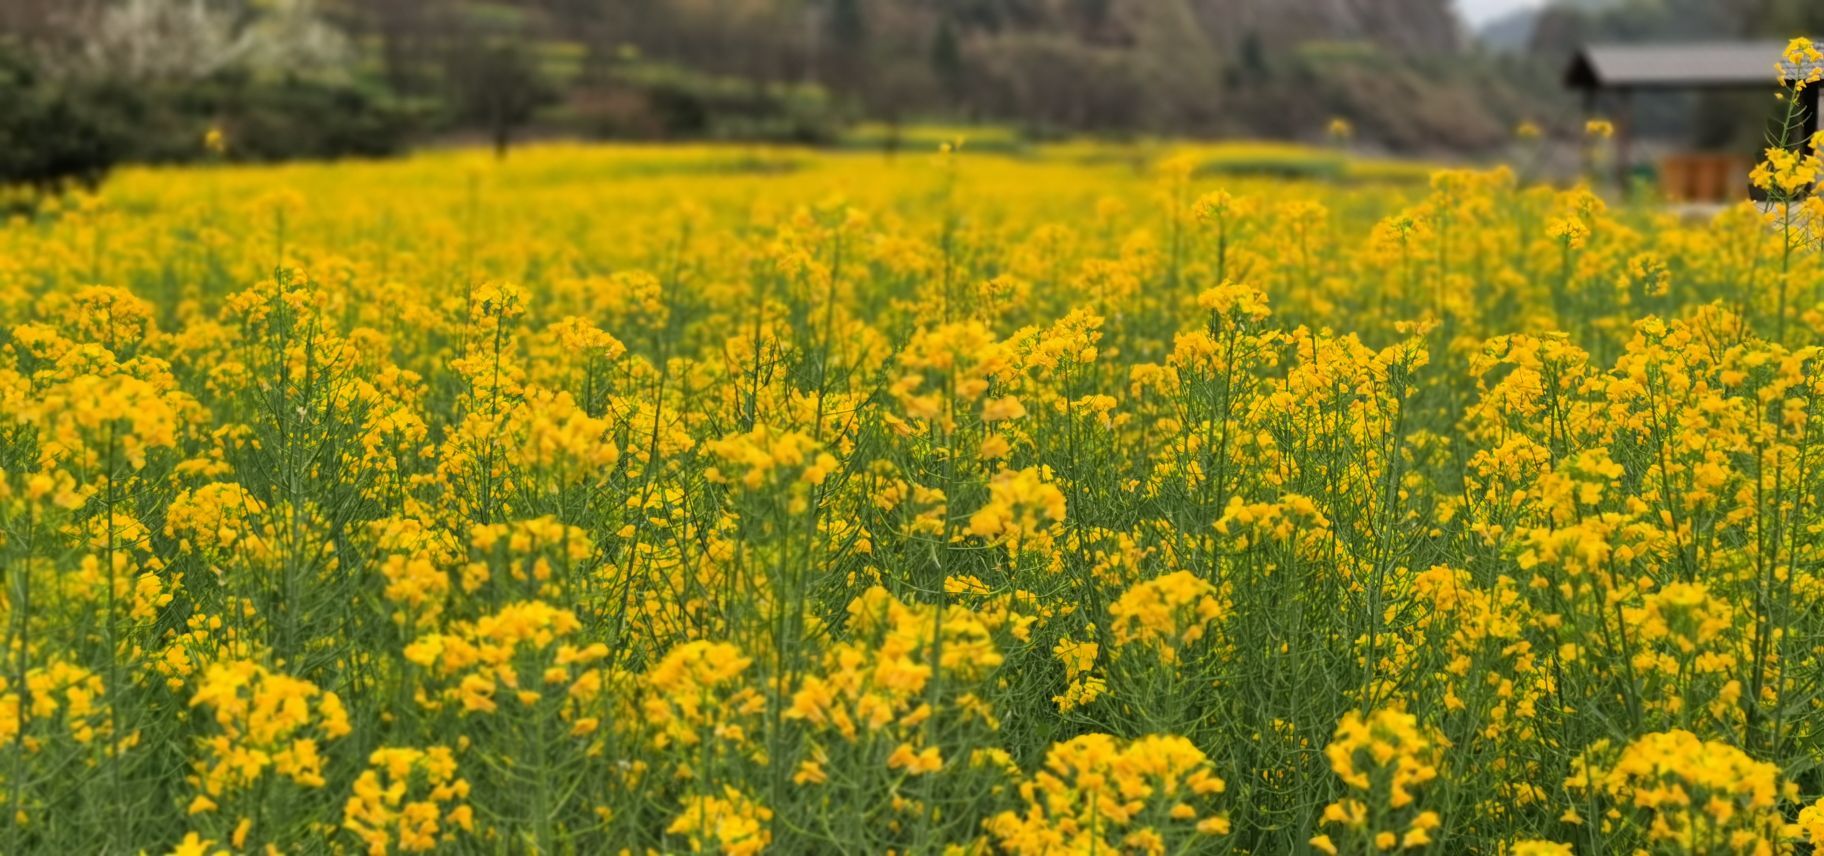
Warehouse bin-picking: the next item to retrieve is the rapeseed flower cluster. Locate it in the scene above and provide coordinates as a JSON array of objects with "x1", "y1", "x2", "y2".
[{"x1": 5, "y1": 54, "x2": 1824, "y2": 851}]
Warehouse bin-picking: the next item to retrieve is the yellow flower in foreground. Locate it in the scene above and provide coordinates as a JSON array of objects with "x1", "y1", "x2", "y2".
[
  {"x1": 667, "y1": 786, "x2": 772, "y2": 856},
  {"x1": 343, "y1": 746, "x2": 474, "y2": 853},
  {"x1": 1504, "y1": 841, "x2": 1573, "y2": 856},
  {"x1": 988, "y1": 733, "x2": 1227, "y2": 854},
  {"x1": 169, "y1": 831, "x2": 227, "y2": 856},
  {"x1": 1317, "y1": 708, "x2": 1445, "y2": 853},
  {"x1": 1570, "y1": 730, "x2": 1786, "y2": 852},
  {"x1": 1107, "y1": 571, "x2": 1227, "y2": 664}
]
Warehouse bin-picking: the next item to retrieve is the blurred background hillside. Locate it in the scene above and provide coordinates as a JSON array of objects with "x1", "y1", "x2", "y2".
[{"x1": 3, "y1": 0, "x2": 1824, "y2": 188}]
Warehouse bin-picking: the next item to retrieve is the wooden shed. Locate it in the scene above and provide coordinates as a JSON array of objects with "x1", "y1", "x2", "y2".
[{"x1": 1565, "y1": 40, "x2": 1824, "y2": 200}]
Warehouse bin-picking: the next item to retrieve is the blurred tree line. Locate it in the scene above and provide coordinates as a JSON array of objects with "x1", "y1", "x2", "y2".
[
  {"x1": 2, "y1": 0, "x2": 1535, "y2": 190},
  {"x1": 20, "y1": 0, "x2": 1810, "y2": 191}
]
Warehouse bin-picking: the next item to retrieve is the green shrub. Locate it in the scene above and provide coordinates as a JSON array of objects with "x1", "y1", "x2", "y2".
[
  {"x1": 0, "y1": 43, "x2": 133, "y2": 193},
  {"x1": 128, "y1": 73, "x2": 422, "y2": 163},
  {"x1": 605, "y1": 61, "x2": 843, "y2": 145}
]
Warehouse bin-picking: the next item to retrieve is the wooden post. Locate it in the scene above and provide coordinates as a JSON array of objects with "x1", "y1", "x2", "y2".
[
  {"x1": 1615, "y1": 87, "x2": 1634, "y2": 195},
  {"x1": 1804, "y1": 82, "x2": 1822, "y2": 154},
  {"x1": 1582, "y1": 87, "x2": 1598, "y2": 180}
]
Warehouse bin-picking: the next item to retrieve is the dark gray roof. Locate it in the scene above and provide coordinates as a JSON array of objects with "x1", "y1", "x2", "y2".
[{"x1": 1566, "y1": 41, "x2": 1824, "y2": 90}]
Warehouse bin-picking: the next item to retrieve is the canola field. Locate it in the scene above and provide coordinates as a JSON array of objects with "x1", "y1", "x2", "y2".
[{"x1": 7, "y1": 130, "x2": 1824, "y2": 855}]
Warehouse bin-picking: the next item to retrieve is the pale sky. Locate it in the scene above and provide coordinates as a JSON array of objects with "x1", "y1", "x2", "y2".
[{"x1": 1456, "y1": 0, "x2": 1544, "y2": 27}]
